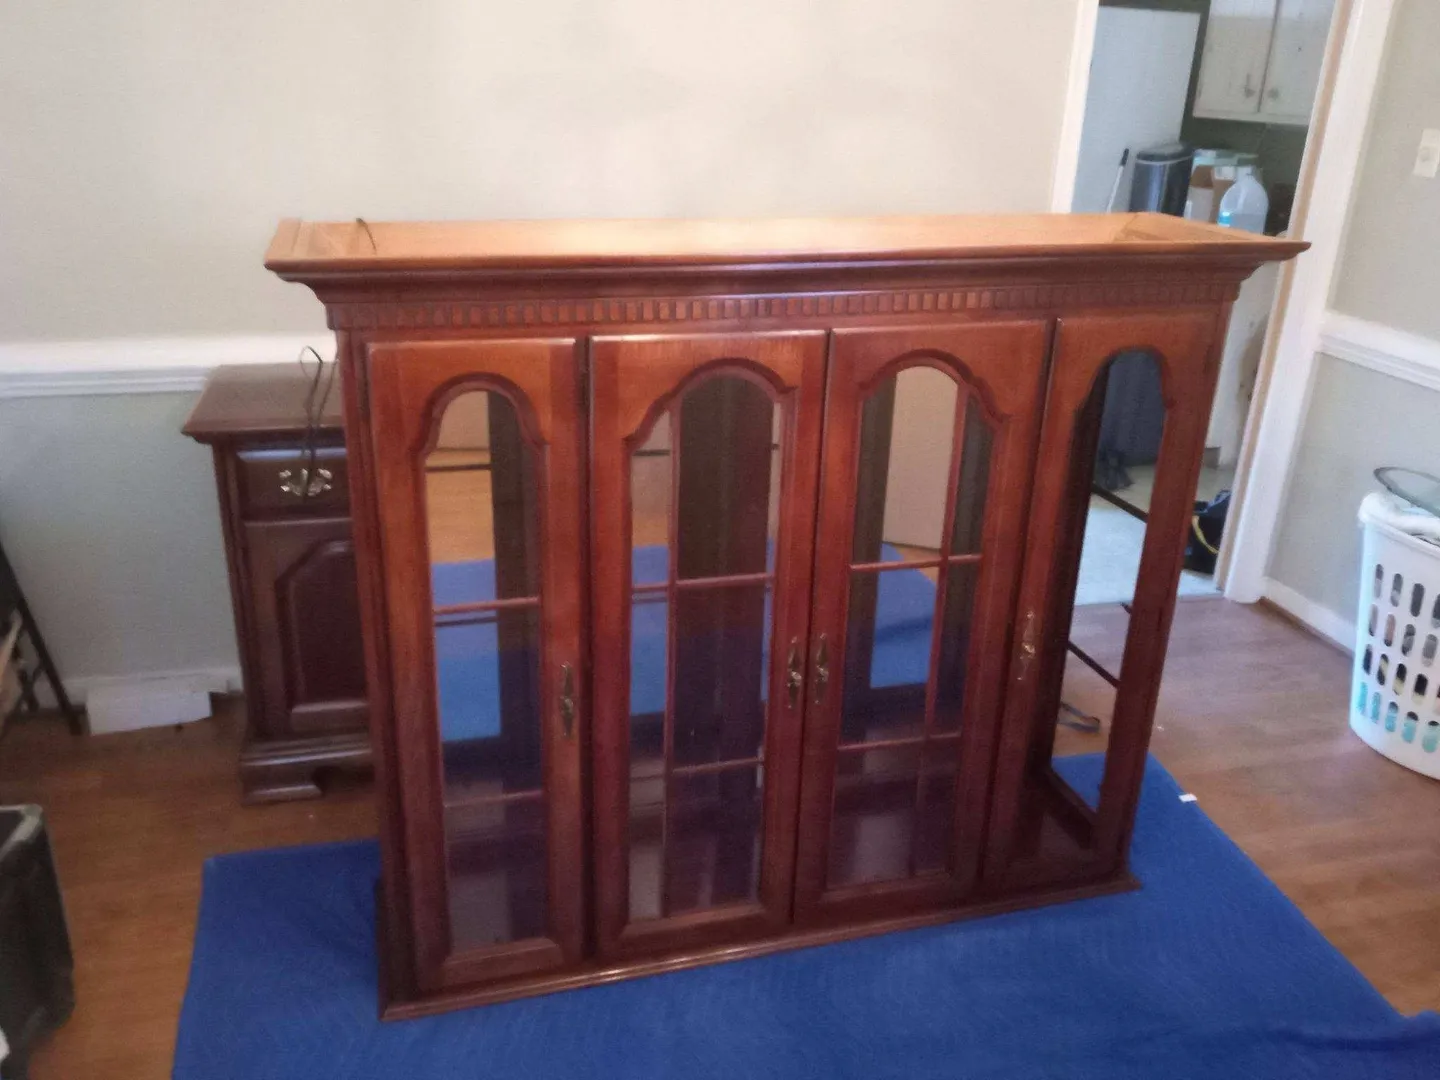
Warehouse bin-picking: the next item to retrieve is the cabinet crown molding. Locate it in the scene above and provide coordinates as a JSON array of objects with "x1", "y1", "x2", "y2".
[{"x1": 267, "y1": 212, "x2": 1305, "y2": 277}]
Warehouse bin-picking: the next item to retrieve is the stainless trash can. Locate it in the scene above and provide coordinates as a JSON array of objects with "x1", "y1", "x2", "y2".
[{"x1": 1130, "y1": 142, "x2": 1194, "y2": 216}]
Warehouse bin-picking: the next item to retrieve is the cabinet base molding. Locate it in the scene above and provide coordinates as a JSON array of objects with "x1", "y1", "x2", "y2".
[
  {"x1": 378, "y1": 871, "x2": 1139, "y2": 1020},
  {"x1": 239, "y1": 733, "x2": 372, "y2": 804}
]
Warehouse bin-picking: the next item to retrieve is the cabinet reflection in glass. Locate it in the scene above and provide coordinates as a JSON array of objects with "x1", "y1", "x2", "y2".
[
  {"x1": 627, "y1": 374, "x2": 782, "y2": 921},
  {"x1": 1015, "y1": 350, "x2": 1166, "y2": 872},
  {"x1": 423, "y1": 388, "x2": 548, "y2": 951},
  {"x1": 830, "y1": 364, "x2": 991, "y2": 888}
]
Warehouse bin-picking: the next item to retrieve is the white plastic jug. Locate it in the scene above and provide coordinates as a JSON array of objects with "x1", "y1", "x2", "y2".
[{"x1": 1217, "y1": 168, "x2": 1269, "y2": 234}]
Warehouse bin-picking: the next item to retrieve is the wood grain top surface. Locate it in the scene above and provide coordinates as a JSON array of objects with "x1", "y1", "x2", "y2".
[
  {"x1": 266, "y1": 212, "x2": 1307, "y2": 276},
  {"x1": 183, "y1": 362, "x2": 344, "y2": 442}
]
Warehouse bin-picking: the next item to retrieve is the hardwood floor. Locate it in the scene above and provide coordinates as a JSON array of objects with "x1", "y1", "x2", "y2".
[
  {"x1": 0, "y1": 598, "x2": 1435, "y2": 1078},
  {"x1": 1060, "y1": 597, "x2": 1440, "y2": 1017},
  {"x1": 0, "y1": 703, "x2": 375, "y2": 1078}
]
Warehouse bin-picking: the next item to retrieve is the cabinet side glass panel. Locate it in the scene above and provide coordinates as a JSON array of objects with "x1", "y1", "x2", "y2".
[{"x1": 1013, "y1": 351, "x2": 1167, "y2": 871}]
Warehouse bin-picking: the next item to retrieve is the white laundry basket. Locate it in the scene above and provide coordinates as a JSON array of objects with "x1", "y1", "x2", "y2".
[{"x1": 1351, "y1": 492, "x2": 1440, "y2": 778}]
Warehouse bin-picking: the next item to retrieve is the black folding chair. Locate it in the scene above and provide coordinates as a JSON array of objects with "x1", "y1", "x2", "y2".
[{"x1": 0, "y1": 537, "x2": 82, "y2": 736}]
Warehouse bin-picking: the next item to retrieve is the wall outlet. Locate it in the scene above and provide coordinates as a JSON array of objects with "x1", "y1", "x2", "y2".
[{"x1": 1414, "y1": 128, "x2": 1440, "y2": 179}]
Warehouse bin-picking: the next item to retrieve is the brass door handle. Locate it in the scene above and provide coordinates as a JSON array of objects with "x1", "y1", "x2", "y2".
[
  {"x1": 813, "y1": 634, "x2": 830, "y2": 705},
  {"x1": 786, "y1": 639, "x2": 803, "y2": 710},
  {"x1": 278, "y1": 466, "x2": 333, "y2": 499},
  {"x1": 559, "y1": 663, "x2": 576, "y2": 738},
  {"x1": 1016, "y1": 610, "x2": 1037, "y2": 683}
]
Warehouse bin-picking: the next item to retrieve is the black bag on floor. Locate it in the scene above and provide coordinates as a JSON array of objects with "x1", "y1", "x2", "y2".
[{"x1": 1185, "y1": 489, "x2": 1231, "y2": 576}]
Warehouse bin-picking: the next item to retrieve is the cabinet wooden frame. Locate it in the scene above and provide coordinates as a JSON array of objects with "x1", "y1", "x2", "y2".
[
  {"x1": 793, "y1": 322, "x2": 1049, "y2": 922},
  {"x1": 984, "y1": 312, "x2": 1230, "y2": 893},
  {"x1": 266, "y1": 213, "x2": 1305, "y2": 1019},
  {"x1": 589, "y1": 331, "x2": 827, "y2": 958},
  {"x1": 366, "y1": 337, "x2": 587, "y2": 993}
]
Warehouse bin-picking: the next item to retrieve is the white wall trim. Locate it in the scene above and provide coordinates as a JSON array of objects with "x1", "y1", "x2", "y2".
[
  {"x1": 1262, "y1": 578, "x2": 1355, "y2": 652},
  {"x1": 0, "y1": 333, "x2": 331, "y2": 398},
  {"x1": 1319, "y1": 311, "x2": 1440, "y2": 393},
  {"x1": 31, "y1": 664, "x2": 244, "y2": 733},
  {"x1": 34, "y1": 664, "x2": 243, "y2": 706},
  {"x1": 1224, "y1": 0, "x2": 1397, "y2": 604},
  {"x1": 1050, "y1": 0, "x2": 1101, "y2": 212}
]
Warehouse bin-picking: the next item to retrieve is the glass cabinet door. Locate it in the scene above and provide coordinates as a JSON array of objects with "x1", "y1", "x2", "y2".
[
  {"x1": 985, "y1": 313, "x2": 1221, "y2": 892},
  {"x1": 792, "y1": 323, "x2": 1049, "y2": 920},
  {"x1": 590, "y1": 331, "x2": 826, "y2": 957},
  {"x1": 367, "y1": 338, "x2": 586, "y2": 994}
]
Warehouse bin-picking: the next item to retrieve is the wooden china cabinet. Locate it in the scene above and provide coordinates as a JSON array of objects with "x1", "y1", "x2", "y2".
[{"x1": 265, "y1": 213, "x2": 1303, "y2": 1017}]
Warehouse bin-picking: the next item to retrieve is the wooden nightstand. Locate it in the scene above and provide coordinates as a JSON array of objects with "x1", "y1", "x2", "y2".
[{"x1": 184, "y1": 364, "x2": 369, "y2": 802}]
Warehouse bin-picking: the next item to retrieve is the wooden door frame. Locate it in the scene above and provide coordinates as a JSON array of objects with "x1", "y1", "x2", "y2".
[
  {"x1": 792, "y1": 321, "x2": 1050, "y2": 922},
  {"x1": 1222, "y1": 0, "x2": 1395, "y2": 607},
  {"x1": 1053, "y1": 0, "x2": 1396, "y2": 636},
  {"x1": 365, "y1": 336, "x2": 587, "y2": 994},
  {"x1": 984, "y1": 309, "x2": 1227, "y2": 890},
  {"x1": 587, "y1": 330, "x2": 827, "y2": 959}
]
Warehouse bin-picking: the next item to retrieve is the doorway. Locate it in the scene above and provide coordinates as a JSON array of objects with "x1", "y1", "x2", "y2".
[
  {"x1": 1051, "y1": 0, "x2": 1345, "y2": 732},
  {"x1": 1066, "y1": 0, "x2": 1340, "y2": 594}
]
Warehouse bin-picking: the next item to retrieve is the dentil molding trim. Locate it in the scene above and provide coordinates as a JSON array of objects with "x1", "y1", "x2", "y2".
[
  {"x1": 0, "y1": 278, "x2": 1246, "y2": 396},
  {"x1": 323, "y1": 280, "x2": 1238, "y2": 331}
]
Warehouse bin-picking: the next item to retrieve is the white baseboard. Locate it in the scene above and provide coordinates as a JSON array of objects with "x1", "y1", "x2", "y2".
[
  {"x1": 0, "y1": 334, "x2": 330, "y2": 398},
  {"x1": 1262, "y1": 578, "x2": 1355, "y2": 652},
  {"x1": 34, "y1": 666, "x2": 243, "y2": 734}
]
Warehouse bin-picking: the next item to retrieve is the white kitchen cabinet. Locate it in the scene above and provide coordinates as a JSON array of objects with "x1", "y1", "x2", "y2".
[{"x1": 1194, "y1": 0, "x2": 1335, "y2": 126}]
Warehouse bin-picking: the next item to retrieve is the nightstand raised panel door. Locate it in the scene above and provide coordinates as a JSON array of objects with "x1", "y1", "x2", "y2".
[
  {"x1": 589, "y1": 331, "x2": 826, "y2": 958},
  {"x1": 792, "y1": 323, "x2": 1050, "y2": 922},
  {"x1": 366, "y1": 338, "x2": 586, "y2": 994},
  {"x1": 986, "y1": 312, "x2": 1225, "y2": 893},
  {"x1": 243, "y1": 518, "x2": 367, "y2": 737}
]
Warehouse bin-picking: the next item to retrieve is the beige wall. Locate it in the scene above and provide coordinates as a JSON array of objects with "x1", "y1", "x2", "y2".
[
  {"x1": 0, "y1": 1, "x2": 1087, "y2": 705},
  {"x1": 0, "y1": 0, "x2": 1082, "y2": 341},
  {"x1": 0, "y1": 394, "x2": 238, "y2": 688},
  {"x1": 1271, "y1": 356, "x2": 1440, "y2": 621},
  {"x1": 1330, "y1": 0, "x2": 1440, "y2": 338},
  {"x1": 1269, "y1": 0, "x2": 1440, "y2": 635}
]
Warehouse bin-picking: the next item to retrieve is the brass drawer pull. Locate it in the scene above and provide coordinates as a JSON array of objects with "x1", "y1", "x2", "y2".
[
  {"x1": 1016, "y1": 610, "x2": 1038, "y2": 683},
  {"x1": 786, "y1": 639, "x2": 803, "y2": 710},
  {"x1": 278, "y1": 466, "x2": 334, "y2": 499},
  {"x1": 559, "y1": 663, "x2": 576, "y2": 739},
  {"x1": 813, "y1": 634, "x2": 830, "y2": 704}
]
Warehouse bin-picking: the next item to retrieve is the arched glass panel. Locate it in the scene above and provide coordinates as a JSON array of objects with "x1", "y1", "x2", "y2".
[
  {"x1": 626, "y1": 374, "x2": 781, "y2": 920},
  {"x1": 827, "y1": 364, "x2": 994, "y2": 887},
  {"x1": 424, "y1": 388, "x2": 546, "y2": 949},
  {"x1": 1015, "y1": 350, "x2": 1167, "y2": 868}
]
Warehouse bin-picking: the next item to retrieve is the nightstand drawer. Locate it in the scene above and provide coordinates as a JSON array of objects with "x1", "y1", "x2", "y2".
[{"x1": 236, "y1": 446, "x2": 349, "y2": 516}]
